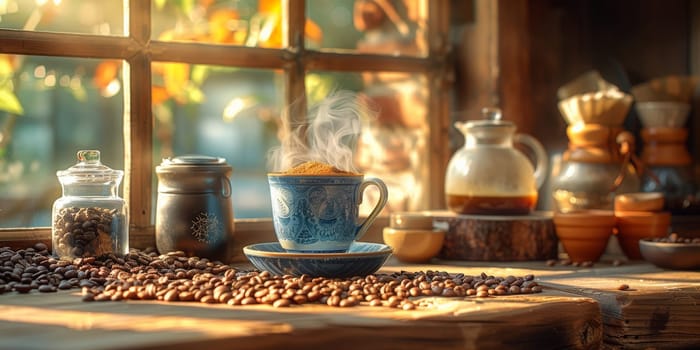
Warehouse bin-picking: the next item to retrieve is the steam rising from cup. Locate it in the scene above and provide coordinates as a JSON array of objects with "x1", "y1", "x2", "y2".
[{"x1": 268, "y1": 91, "x2": 376, "y2": 173}]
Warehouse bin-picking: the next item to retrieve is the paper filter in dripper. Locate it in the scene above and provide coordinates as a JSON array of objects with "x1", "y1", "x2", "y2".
[
  {"x1": 557, "y1": 70, "x2": 619, "y2": 100},
  {"x1": 558, "y1": 89, "x2": 633, "y2": 126},
  {"x1": 631, "y1": 75, "x2": 700, "y2": 103}
]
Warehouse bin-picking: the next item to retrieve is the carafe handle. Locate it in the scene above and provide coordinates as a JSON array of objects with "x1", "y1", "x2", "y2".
[{"x1": 514, "y1": 133, "x2": 548, "y2": 189}]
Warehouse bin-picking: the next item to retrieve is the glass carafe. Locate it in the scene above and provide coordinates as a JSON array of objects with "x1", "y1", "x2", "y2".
[
  {"x1": 52, "y1": 150, "x2": 128, "y2": 260},
  {"x1": 445, "y1": 108, "x2": 548, "y2": 215}
]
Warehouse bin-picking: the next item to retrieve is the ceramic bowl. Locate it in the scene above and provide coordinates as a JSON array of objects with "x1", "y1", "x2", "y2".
[
  {"x1": 639, "y1": 239, "x2": 700, "y2": 270},
  {"x1": 382, "y1": 227, "x2": 445, "y2": 263},
  {"x1": 389, "y1": 211, "x2": 435, "y2": 230},
  {"x1": 553, "y1": 210, "x2": 615, "y2": 262},
  {"x1": 615, "y1": 211, "x2": 671, "y2": 260},
  {"x1": 635, "y1": 101, "x2": 691, "y2": 128},
  {"x1": 243, "y1": 242, "x2": 392, "y2": 278},
  {"x1": 614, "y1": 192, "x2": 665, "y2": 212}
]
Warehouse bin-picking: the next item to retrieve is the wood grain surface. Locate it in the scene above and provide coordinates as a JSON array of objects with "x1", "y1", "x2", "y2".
[{"x1": 1, "y1": 259, "x2": 698, "y2": 350}]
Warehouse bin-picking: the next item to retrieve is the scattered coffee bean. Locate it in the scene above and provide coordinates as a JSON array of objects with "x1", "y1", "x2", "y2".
[
  {"x1": 617, "y1": 284, "x2": 630, "y2": 291},
  {"x1": 0, "y1": 246, "x2": 544, "y2": 309}
]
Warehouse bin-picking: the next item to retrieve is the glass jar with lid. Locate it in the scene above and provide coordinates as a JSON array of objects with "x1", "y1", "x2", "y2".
[{"x1": 52, "y1": 150, "x2": 128, "y2": 260}]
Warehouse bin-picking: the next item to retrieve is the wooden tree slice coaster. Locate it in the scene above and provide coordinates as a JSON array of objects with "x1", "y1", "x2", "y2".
[{"x1": 431, "y1": 211, "x2": 558, "y2": 261}]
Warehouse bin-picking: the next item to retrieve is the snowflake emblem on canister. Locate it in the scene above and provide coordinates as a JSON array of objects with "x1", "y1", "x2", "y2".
[{"x1": 190, "y1": 212, "x2": 221, "y2": 243}]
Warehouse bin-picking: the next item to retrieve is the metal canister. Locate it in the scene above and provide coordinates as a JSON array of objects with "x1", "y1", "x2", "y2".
[{"x1": 155, "y1": 155, "x2": 234, "y2": 261}]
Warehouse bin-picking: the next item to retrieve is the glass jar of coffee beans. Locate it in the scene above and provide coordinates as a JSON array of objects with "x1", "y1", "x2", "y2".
[{"x1": 52, "y1": 150, "x2": 128, "y2": 260}]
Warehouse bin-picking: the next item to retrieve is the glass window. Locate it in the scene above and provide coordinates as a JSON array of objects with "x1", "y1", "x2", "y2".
[
  {"x1": 152, "y1": 63, "x2": 284, "y2": 218},
  {"x1": 0, "y1": 0, "x2": 448, "y2": 233},
  {"x1": 0, "y1": 0, "x2": 124, "y2": 35},
  {"x1": 308, "y1": 70, "x2": 429, "y2": 215},
  {"x1": 306, "y1": 0, "x2": 427, "y2": 56},
  {"x1": 152, "y1": 0, "x2": 284, "y2": 48},
  {"x1": 0, "y1": 55, "x2": 124, "y2": 227}
]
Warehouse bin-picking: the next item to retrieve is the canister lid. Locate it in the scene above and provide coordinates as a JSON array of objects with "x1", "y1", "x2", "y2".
[
  {"x1": 156, "y1": 155, "x2": 232, "y2": 176},
  {"x1": 161, "y1": 155, "x2": 227, "y2": 166},
  {"x1": 57, "y1": 150, "x2": 123, "y2": 183},
  {"x1": 156, "y1": 154, "x2": 232, "y2": 194}
]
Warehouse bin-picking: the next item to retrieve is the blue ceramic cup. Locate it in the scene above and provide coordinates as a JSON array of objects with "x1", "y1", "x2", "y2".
[{"x1": 268, "y1": 174, "x2": 388, "y2": 253}]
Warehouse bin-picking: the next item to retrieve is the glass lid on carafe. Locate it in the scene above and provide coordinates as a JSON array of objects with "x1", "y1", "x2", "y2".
[
  {"x1": 457, "y1": 108, "x2": 517, "y2": 145},
  {"x1": 57, "y1": 150, "x2": 123, "y2": 184},
  {"x1": 460, "y1": 108, "x2": 514, "y2": 129}
]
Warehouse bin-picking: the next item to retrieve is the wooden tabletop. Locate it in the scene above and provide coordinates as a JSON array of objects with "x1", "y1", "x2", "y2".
[{"x1": 0, "y1": 258, "x2": 698, "y2": 350}]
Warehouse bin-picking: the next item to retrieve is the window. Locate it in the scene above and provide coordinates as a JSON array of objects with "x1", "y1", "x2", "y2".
[{"x1": 0, "y1": 0, "x2": 451, "y2": 245}]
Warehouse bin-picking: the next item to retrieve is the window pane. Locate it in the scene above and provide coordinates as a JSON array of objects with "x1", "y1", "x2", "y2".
[
  {"x1": 152, "y1": 0, "x2": 283, "y2": 48},
  {"x1": 307, "y1": 70, "x2": 429, "y2": 215},
  {"x1": 306, "y1": 0, "x2": 427, "y2": 56},
  {"x1": 0, "y1": 0, "x2": 124, "y2": 35},
  {"x1": 0, "y1": 55, "x2": 125, "y2": 228},
  {"x1": 152, "y1": 64, "x2": 284, "y2": 219}
]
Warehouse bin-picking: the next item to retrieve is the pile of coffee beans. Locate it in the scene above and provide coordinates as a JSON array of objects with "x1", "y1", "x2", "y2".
[
  {"x1": 53, "y1": 207, "x2": 125, "y2": 259},
  {"x1": 1, "y1": 244, "x2": 543, "y2": 309},
  {"x1": 650, "y1": 233, "x2": 700, "y2": 244}
]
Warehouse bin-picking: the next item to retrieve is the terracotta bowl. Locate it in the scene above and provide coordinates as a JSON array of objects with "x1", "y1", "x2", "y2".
[
  {"x1": 553, "y1": 210, "x2": 615, "y2": 262},
  {"x1": 382, "y1": 227, "x2": 445, "y2": 263},
  {"x1": 615, "y1": 211, "x2": 671, "y2": 260},
  {"x1": 614, "y1": 192, "x2": 665, "y2": 212}
]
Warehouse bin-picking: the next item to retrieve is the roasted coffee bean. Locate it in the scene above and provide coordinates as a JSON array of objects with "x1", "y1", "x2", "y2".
[
  {"x1": 200, "y1": 295, "x2": 217, "y2": 304},
  {"x1": 326, "y1": 295, "x2": 341, "y2": 307},
  {"x1": 14, "y1": 284, "x2": 32, "y2": 293},
  {"x1": 94, "y1": 294, "x2": 111, "y2": 302},
  {"x1": 339, "y1": 297, "x2": 357, "y2": 307},
  {"x1": 273, "y1": 299, "x2": 291, "y2": 308},
  {"x1": 1, "y1": 246, "x2": 544, "y2": 309},
  {"x1": 617, "y1": 284, "x2": 630, "y2": 291},
  {"x1": 369, "y1": 299, "x2": 383, "y2": 307},
  {"x1": 241, "y1": 296, "x2": 257, "y2": 305},
  {"x1": 38, "y1": 285, "x2": 57, "y2": 293},
  {"x1": 401, "y1": 301, "x2": 416, "y2": 310}
]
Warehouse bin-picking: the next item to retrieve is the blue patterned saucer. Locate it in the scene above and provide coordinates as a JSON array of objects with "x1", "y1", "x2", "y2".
[{"x1": 243, "y1": 242, "x2": 393, "y2": 278}]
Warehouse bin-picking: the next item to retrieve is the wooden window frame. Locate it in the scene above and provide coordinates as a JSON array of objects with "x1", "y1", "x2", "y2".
[{"x1": 0, "y1": 0, "x2": 452, "y2": 253}]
